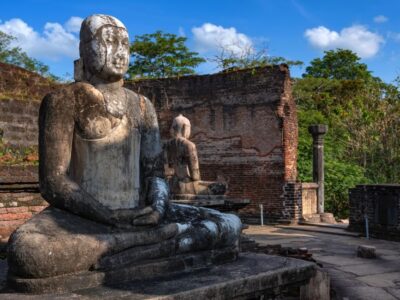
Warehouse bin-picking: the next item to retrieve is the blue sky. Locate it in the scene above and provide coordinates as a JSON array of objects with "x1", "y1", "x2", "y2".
[{"x1": 1, "y1": 0, "x2": 400, "y2": 82}]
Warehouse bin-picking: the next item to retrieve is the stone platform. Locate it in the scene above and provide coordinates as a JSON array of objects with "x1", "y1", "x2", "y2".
[
  {"x1": 1, "y1": 253, "x2": 316, "y2": 299},
  {"x1": 171, "y1": 195, "x2": 250, "y2": 212}
]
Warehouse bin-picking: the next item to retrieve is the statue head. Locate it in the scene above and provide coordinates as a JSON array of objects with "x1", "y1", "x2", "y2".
[
  {"x1": 76, "y1": 14, "x2": 130, "y2": 82},
  {"x1": 171, "y1": 114, "x2": 191, "y2": 139}
]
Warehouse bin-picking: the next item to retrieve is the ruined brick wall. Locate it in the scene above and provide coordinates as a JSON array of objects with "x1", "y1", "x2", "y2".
[
  {"x1": 349, "y1": 184, "x2": 400, "y2": 241},
  {"x1": 126, "y1": 65, "x2": 300, "y2": 221},
  {"x1": 0, "y1": 99, "x2": 40, "y2": 146},
  {"x1": 0, "y1": 62, "x2": 57, "y2": 147},
  {"x1": 0, "y1": 166, "x2": 47, "y2": 241}
]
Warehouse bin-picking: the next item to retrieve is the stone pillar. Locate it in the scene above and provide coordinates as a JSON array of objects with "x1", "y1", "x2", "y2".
[{"x1": 308, "y1": 125, "x2": 328, "y2": 214}]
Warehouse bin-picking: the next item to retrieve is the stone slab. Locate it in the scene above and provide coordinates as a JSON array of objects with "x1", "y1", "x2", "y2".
[
  {"x1": 276, "y1": 224, "x2": 360, "y2": 237},
  {"x1": 338, "y1": 261, "x2": 400, "y2": 276},
  {"x1": 313, "y1": 255, "x2": 366, "y2": 267},
  {"x1": 334, "y1": 286, "x2": 398, "y2": 300},
  {"x1": 358, "y1": 272, "x2": 400, "y2": 288},
  {"x1": 1, "y1": 253, "x2": 317, "y2": 299},
  {"x1": 387, "y1": 287, "x2": 400, "y2": 299}
]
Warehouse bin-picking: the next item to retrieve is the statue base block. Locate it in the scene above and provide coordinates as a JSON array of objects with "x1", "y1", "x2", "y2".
[
  {"x1": 7, "y1": 247, "x2": 238, "y2": 294},
  {"x1": 5, "y1": 253, "x2": 317, "y2": 299}
]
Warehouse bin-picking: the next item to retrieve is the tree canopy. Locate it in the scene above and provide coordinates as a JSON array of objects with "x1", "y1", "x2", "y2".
[
  {"x1": 212, "y1": 46, "x2": 303, "y2": 71},
  {"x1": 128, "y1": 31, "x2": 205, "y2": 79},
  {"x1": 294, "y1": 49, "x2": 400, "y2": 218},
  {"x1": 303, "y1": 49, "x2": 372, "y2": 81}
]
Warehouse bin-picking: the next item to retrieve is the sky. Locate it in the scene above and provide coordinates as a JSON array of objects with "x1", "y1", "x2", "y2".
[{"x1": 1, "y1": 0, "x2": 400, "y2": 83}]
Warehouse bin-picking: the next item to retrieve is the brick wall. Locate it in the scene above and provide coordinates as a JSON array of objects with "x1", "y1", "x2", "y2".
[
  {"x1": 348, "y1": 184, "x2": 400, "y2": 241},
  {"x1": 0, "y1": 166, "x2": 47, "y2": 241},
  {"x1": 0, "y1": 99, "x2": 41, "y2": 146},
  {"x1": 126, "y1": 65, "x2": 300, "y2": 222}
]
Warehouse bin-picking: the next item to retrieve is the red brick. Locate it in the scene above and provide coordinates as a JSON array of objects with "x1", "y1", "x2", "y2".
[
  {"x1": 29, "y1": 205, "x2": 48, "y2": 213},
  {"x1": 0, "y1": 212, "x2": 32, "y2": 221}
]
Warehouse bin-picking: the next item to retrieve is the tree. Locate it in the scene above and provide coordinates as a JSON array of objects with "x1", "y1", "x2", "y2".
[
  {"x1": 212, "y1": 46, "x2": 303, "y2": 71},
  {"x1": 303, "y1": 49, "x2": 372, "y2": 80},
  {"x1": 294, "y1": 49, "x2": 400, "y2": 218},
  {"x1": 128, "y1": 31, "x2": 205, "y2": 78},
  {"x1": 0, "y1": 31, "x2": 50, "y2": 76}
]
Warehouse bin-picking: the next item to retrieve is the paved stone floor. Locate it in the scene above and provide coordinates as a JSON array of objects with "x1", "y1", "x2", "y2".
[
  {"x1": 244, "y1": 225, "x2": 400, "y2": 300},
  {"x1": 0, "y1": 225, "x2": 399, "y2": 299}
]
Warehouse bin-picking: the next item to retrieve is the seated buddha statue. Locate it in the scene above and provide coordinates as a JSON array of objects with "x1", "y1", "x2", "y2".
[
  {"x1": 7, "y1": 14, "x2": 241, "y2": 292},
  {"x1": 165, "y1": 114, "x2": 227, "y2": 197}
]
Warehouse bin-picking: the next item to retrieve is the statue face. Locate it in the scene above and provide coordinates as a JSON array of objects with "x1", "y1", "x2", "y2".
[{"x1": 83, "y1": 25, "x2": 130, "y2": 81}]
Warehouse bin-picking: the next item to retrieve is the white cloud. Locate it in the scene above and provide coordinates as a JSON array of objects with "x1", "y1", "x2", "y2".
[
  {"x1": 192, "y1": 23, "x2": 253, "y2": 55},
  {"x1": 373, "y1": 15, "x2": 388, "y2": 24},
  {"x1": 0, "y1": 17, "x2": 81, "y2": 61},
  {"x1": 304, "y1": 25, "x2": 384, "y2": 58},
  {"x1": 65, "y1": 16, "x2": 83, "y2": 33}
]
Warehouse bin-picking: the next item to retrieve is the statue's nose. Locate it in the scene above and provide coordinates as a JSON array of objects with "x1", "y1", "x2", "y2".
[{"x1": 115, "y1": 43, "x2": 127, "y2": 58}]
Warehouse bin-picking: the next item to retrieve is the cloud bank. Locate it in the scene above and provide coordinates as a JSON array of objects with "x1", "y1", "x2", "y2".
[
  {"x1": 192, "y1": 23, "x2": 253, "y2": 55},
  {"x1": 304, "y1": 25, "x2": 384, "y2": 58},
  {"x1": 0, "y1": 16, "x2": 83, "y2": 61}
]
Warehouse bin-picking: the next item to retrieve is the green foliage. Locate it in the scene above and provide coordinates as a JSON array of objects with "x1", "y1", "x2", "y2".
[
  {"x1": 296, "y1": 109, "x2": 369, "y2": 219},
  {"x1": 128, "y1": 31, "x2": 205, "y2": 78},
  {"x1": 303, "y1": 49, "x2": 372, "y2": 80},
  {"x1": 212, "y1": 47, "x2": 303, "y2": 71},
  {"x1": 294, "y1": 49, "x2": 400, "y2": 218},
  {"x1": 0, "y1": 31, "x2": 50, "y2": 76}
]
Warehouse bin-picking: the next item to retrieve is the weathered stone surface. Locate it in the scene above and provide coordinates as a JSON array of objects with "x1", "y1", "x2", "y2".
[
  {"x1": 300, "y1": 269, "x2": 330, "y2": 300},
  {"x1": 3, "y1": 253, "x2": 317, "y2": 299},
  {"x1": 357, "y1": 245, "x2": 377, "y2": 259}
]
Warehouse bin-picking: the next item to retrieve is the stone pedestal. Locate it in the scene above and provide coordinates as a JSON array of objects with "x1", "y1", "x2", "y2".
[{"x1": 4, "y1": 253, "x2": 317, "y2": 299}]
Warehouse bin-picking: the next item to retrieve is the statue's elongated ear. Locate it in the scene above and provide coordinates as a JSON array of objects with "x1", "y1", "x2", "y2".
[{"x1": 74, "y1": 59, "x2": 85, "y2": 82}]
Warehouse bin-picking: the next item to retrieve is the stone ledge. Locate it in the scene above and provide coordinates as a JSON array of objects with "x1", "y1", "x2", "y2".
[{"x1": 3, "y1": 253, "x2": 317, "y2": 299}]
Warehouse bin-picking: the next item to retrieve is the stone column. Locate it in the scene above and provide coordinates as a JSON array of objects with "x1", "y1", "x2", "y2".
[{"x1": 308, "y1": 125, "x2": 328, "y2": 214}]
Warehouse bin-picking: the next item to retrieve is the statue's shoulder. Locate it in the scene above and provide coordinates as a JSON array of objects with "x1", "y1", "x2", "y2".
[
  {"x1": 172, "y1": 137, "x2": 196, "y2": 151},
  {"x1": 40, "y1": 84, "x2": 76, "y2": 112},
  {"x1": 124, "y1": 88, "x2": 156, "y2": 117},
  {"x1": 42, "y1": 82, "x2": 95, "y2": 101},
  {"x1": 41, "y1": 82, "x2": 102, "y2": 113},
  {"x1": 124, "y1": 88, "x2": 152, "y2": 104}
]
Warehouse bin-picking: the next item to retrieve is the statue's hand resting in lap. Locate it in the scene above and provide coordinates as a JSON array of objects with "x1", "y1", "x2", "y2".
[{"x1": 110, "y1": 206, "x2": 161, "y2": 227}]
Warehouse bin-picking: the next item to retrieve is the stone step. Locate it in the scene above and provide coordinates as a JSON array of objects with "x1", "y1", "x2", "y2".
[
  {"x1": 3, "y1": 253, "x2": 317, "y2": 299},
  {"x1": 275, "y1": 224, "x2": 361, "y2": 237}
]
